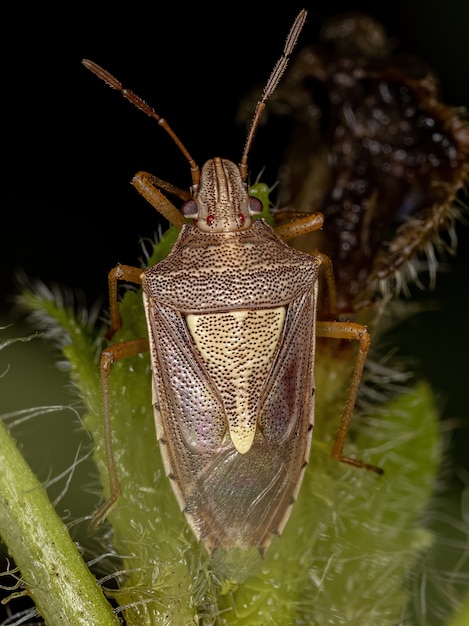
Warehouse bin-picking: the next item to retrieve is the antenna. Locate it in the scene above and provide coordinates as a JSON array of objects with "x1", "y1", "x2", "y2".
[
  {"x1": 82, "y1": 9, "x2": 306, "y2": 190},
  {"x1": 81, "y1": 59, "x2": 201, "y2": 188},
  {"x1": 239, "y1": 9, "x2": 307, "y2": 182}
]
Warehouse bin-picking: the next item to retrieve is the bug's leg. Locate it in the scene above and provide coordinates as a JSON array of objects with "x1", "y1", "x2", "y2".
[
  {"x1": 316, "y1": 320, "x2": 383, "y2": 475},
  {"x1": 315, "y1": 252, "x2": 338, "y2": 317},
  {"x1": 132, "y1": 171, "x2": 190, "y2": 227},
  {"x1": 90, "y1": 337, "x2": 150, "y2": 531},
  {"x1": 275, "y1": 216, "x2": 340, "y2": 316},
  {"x1": 316, "y1": 251, "x2": 377, "y2": 317},
  {"x1": 106, "y1": 264, "x2": 143, "y2": 339},
  {"x1": 274, "y1": 211, "x2": 324, "y2": 240}
]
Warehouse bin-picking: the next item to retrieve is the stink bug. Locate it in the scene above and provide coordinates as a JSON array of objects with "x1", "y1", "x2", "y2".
[{"x1": 83, "y1": 9, "x2": 382, "y2": 556}]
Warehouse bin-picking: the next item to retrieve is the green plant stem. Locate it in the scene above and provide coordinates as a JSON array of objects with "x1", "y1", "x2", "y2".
[{"x1": 0, "y1": 418, "x2": 119, "y2": 626}]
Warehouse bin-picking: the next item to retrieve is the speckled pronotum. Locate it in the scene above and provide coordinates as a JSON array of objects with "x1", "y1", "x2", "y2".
[{"x1": 82, "y1": 9, "x2": 382, "y2": 556}]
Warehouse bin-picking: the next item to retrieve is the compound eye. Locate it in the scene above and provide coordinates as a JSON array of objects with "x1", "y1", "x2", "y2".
[
  {"x1": 181, "y1": 199, "x2": 198, "y2": 218},
  {"x1": 248, "y1": 196, "x2": 263, "y2": 215}
]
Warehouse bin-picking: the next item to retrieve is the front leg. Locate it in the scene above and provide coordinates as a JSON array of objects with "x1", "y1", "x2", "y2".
[{"x1": 132, "y1": 170, "x2": 190, "y2": 227}]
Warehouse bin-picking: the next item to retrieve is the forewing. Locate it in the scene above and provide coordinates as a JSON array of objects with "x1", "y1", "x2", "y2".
[{"x1": 143, "y1": 284, "x2": 317, "y2": 552}]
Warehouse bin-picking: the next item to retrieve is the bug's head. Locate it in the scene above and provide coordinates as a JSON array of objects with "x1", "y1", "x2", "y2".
[
  {"x1": 82, "y1": 11, "x2": 307, "y2": 234},
  {"x1": 181, "y1": 158, "x2": 263, "y2": 233}
]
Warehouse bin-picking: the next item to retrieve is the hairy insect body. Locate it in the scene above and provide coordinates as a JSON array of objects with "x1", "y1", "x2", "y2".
[{"x1": 142, "y1": 158, "x2": 320, "y2": 552}]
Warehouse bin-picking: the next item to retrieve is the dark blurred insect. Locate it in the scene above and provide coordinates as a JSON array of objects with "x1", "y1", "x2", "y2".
[{"x1": 240, "y1": 12, "x2": 469, "y2": 314}]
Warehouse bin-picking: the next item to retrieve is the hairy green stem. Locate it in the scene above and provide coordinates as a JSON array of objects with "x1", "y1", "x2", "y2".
[{"x1": 0, "y1": 417, "x2": 118, "y2": 625}]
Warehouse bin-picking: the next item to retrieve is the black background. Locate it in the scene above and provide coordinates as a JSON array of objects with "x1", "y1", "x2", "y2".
[{"x1": 2, "y1": 1, "x2": 469, "y2": 307}]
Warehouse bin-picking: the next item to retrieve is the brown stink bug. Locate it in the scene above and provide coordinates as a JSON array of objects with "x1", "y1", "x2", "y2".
[{"x1": 83, "y1": 9, "x2": 382, "y2": 556}]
